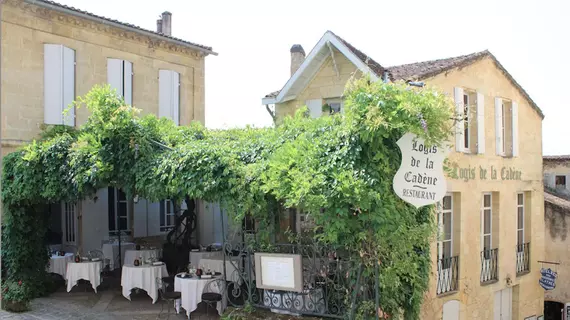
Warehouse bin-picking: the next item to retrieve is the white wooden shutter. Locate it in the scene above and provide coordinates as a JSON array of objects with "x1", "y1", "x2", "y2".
[
  {"x1": 62, "y1": 46, "x2": 75, "y2": 127},
  {"x1": 107, "y1": 58, "x2": 123, "y2": 97},
  {"x1": 495, "y1": 97, "x2": 504, "y2": 155},
  {"x1": 454, "y1": 87, "x2": 464, "y2": 152},
  {"x1": 306, "y1": 99, "x2": 323, "y2": 118},
  {"x1": 511, "y1": 101, "x2": 519, "y2": 157},
  {"x1": 44, "y1": 44, "x2": 64, "y2": 125},
  {"x1": 159, "y1": 69, "x2": 178, "y2": 123},
  {"x1": 476, "y1": 92, "x2": 485, "y2": 154},
  {"x1": 123, "y1": 60, "x2": 133, "y2": 106},
  {"x1": 171, "y1": 71, "x2": 180, "y2": 125},
  {"x1": 566, "y1": 175, "x2": 570, "y2": 190}
]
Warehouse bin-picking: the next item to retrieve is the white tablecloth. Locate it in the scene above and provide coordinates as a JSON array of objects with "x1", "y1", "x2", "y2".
[
  {"x1": 189, "y1": 251, "x2": 223, "y2": 267},
  {"x1": 102, "y1": 242, "x2": 136, "y2": 269},
  {"x1": 199, "y1": 258, "x2": 243, "y2": 283},
  {"x1": 174, "y1": 276, "x2": 225, "y2": 318},
  {"x1": 121, "y1": 264, "x2": 169, "y2": 304},
  {"x1": 124, "y1": 249, "x2": 161, "y2": 266},
  {"x1": 66, "y1": 261, "x2": 102, "y2": 293},
  {"x1": 48, "y1": 253, "x2": 74, "y2": 278}
]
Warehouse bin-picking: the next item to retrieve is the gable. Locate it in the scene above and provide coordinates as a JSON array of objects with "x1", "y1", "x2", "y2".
[{"x1": 262, "y1": 31, "x2": 382, "y2": 105}]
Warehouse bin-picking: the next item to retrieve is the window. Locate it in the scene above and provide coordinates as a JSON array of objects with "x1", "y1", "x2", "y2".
[
  {"x1": 159, "y1": 70, "x2": 180, "y2": 125},
  {"x1": 463, "y1": 93, "x2": 470, "y2": 150},
  {"x1": 437, "y1": 195, "x2": 453, "y2": 261},
  {"x1": 495, "y1": 98, "x2": 519, "y2": 157},
  {"x1": 454, "y1": 88, "x2": 484, "y2": 154},
  {"x1": 107, "y1": 59, "x2": 133, "y2": 105},
  {"x1": 555, "y1": 175, "x2": 567, "y2": 188},
  {"x1": 159, "y1": 199, "x2": 176, "y2": 232},
  {"x1": 108, "y1": 187, "x2": 129, "y2": 234},
  {"x1": 325, "y1": 98, "x2": 343, "y2": 115},
  {"x1": 516, "y1": 193, "x2": 524, "y2": 250},
  {"x1": 44, "y1": 44, "x2": 75, "y2": 126},
  {"x1": 481, "y1": 193, "x2": 492, "y2": 256}
]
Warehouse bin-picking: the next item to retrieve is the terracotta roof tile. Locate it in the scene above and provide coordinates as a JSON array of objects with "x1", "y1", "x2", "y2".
[
  {"x1": 328, "y1": 31, "x2": 385, "y2": 77},
  {"x1": 31, "y1": 0, "x2": 214, "y2": 54}
]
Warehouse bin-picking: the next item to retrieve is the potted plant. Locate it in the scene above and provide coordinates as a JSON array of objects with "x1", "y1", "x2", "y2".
[
  {"x1": 1, "y1": 280, "x2": 32, "y2": 312},
  {"x1": 321, "y1": 103, "x2": 331, "y2": 116}
]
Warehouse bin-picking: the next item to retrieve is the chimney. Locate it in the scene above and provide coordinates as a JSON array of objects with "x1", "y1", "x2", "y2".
[
  {"x1": 290, "y1": 44, "x2": 305, "y2": 76},
  {"x1": 161, "y1": 11, "x2": 172, "y2": 36},
  {"x1": 156, "y1": 19, "x2": 163, "y2": 33}
]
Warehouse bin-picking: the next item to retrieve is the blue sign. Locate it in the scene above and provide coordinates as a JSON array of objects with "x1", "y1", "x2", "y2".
[{"x1": 539, "y1": 268, "x2": 557, "y2": 290}]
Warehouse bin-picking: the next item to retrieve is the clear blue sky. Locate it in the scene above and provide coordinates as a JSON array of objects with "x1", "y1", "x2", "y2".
[{"x1": 56, "y1": 0, "x2": 569, "y2": 155}]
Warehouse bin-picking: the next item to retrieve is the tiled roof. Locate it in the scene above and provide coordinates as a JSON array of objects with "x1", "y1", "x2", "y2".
[
  {"x1": 386, "y1": 50, "x2": 544, "y2": 119},
  {"x1": 544, "y1": 155, "x2": 570, "y2": 161},
  {"x1": 386, "y1": 50, "x2": 490, "y2": 81},
  {"x1": 28, "y1": 0, "x2": 215, "y2": 55},
  {"x1": 545, "y1": 190, "x2": 570, "y2": 211}
]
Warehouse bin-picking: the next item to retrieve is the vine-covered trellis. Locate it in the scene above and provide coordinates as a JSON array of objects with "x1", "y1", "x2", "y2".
[{"x1": 2, "y1": 78, "x2": 454, "y2": 318}]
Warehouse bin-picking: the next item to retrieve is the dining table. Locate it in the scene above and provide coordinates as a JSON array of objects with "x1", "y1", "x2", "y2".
[
  {"x1": 124, "y1": 249, "x2": 161, "y2": 266},
  {"x1": 66, "y1": 261, "x2": 102, "y2": 293},
  {"x1": 174, "y1": 275, "x2": 225, "y2": 318},
  {"x1": 121, "y1": 263, "x2": 169, "y2": 304},
  {"x1": 102, "y1": 241, "x2": 136, "y2": 269},
  {"x1": 48, "y1": 253, "x2": 74, "y2": 278}
]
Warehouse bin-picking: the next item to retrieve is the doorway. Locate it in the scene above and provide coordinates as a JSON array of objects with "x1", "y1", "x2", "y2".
[
  {"x1": 544, "y1": 301, "x2": 563, "y2": 320},
  {"x1": 494, "y1": 287, "x2": 512, "y2": 320}
]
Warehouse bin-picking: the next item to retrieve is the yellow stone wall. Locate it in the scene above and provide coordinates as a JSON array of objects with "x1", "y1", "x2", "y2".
[
  {"x1": 1, "y1": 0, "x2": 206, "y2": 153},
  {"x1": 544, "y1": 202, "x2": 570, "y2": 304},
  {"x1": 275, "y1": 55, "x2": 544, "y2": 319},
  {"x1": 544, "y1": 161, "x2": 570, "y2": 175},
  {"x1": 421, "y1": 57, "x2": 544, "y2": 320},
  {"x1": 275, "y1": 47, "x2": 361, "y2": 122}
]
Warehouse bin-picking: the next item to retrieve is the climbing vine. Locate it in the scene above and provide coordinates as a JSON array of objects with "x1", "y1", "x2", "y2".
[{"x1": 2, "y1": 79, "x2": 454, "y2": 317}]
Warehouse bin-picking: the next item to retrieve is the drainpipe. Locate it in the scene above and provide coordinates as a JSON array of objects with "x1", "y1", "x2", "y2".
[{"x1": 382, "y1": 71, "x2": 389, "y2": 83}]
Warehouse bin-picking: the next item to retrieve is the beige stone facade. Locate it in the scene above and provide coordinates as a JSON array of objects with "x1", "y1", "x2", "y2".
[
  {"x1": 265, "y1": 32, "x2": 545, "y2": 319},
  {"x1": 1, "y1": 0, "x2": 212, "y2": 156},
  {"x1": 544, "y1": 194, "x2": 570, "y2": 305}
]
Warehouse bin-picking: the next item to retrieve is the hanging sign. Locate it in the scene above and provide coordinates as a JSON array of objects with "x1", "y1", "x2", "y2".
[
  {"x1": 539, "y1": 268, "x2": 557, "y2": 290},
  {"x1": 393, "y1": 132, "x2": 448, "y2": 208}
]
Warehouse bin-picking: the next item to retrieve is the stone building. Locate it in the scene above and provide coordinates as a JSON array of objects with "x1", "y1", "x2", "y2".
[
  {"x1": 262, "y1": 30, "x2": 545, "y2": 319},
  {"x1": 1, "y1": 0, "x2": 222, "y2": 253}
]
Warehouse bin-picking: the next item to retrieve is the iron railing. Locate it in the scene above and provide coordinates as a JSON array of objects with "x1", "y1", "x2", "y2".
[
  {"x1": 436, "y1": 256, "x2": 459, "y2": 295},
  {"x1": 516, "y1": 242, "x2": 530, "y2": 275},
  {"x1": 222, "y1": 241, "x2": 380, "y2": 319},
  {"x1": 480, "y1": 248, "x2": 498, "y2": 283}
]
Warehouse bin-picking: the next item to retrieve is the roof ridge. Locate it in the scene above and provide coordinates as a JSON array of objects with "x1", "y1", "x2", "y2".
[
  {"x1": 27, "y1": 0, "x2": 215, "y2": 54},
  {"x1": 386, "y1": 50, "x2": 489, "y2": 69}
]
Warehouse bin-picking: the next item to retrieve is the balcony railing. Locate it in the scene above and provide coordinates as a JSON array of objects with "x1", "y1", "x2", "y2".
[
  {"x1": 516, "y1": 242, "x2": 530, "y2": 275},
  {"x1": 480, "y1": 248, "x2": 498, "y2": 283},
  {"x1": 437, "y1": 256, "x2": 459, "y2": 295}
]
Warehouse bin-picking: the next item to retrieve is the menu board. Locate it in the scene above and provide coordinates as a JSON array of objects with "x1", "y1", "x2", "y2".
[{"x1": 254, "y1": 253, "x2": 303, "y2": 292}]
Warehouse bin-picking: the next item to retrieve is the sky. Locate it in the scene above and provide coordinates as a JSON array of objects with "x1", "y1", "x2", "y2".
[{"x1": 56, "y1": 0, "x2": 569, "y2": 155}]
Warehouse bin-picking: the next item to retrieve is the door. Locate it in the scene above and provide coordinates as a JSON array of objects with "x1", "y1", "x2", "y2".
[
  {"x1": 494, "y1": 288, "x2": 512, "y2": 320},
  {"x1": 61, "y1": 202, "x2": 77, "y2": 247},
  {"x1": 443, "y1": 300, "x2": 460, "y2": 320}
]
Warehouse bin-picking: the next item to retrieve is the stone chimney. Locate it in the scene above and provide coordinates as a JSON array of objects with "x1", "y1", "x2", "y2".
[
  {"x1": 290, "y1": 44, "x2": 305, "y2": 76},
  {"x1": 161, "y1": 11, "x2": 172, "y2": 36},
  {"x1": 156, "y1": 18, "x2": 163, "y2": 33}
]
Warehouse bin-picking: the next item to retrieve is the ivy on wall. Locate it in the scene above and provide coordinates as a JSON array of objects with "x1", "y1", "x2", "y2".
[{"x1": 2, "y1": 79, "x2": 454, "y2": 317}]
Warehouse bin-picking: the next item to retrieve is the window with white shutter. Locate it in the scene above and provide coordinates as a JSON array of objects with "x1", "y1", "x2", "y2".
[
  {"x1": 44, "y1": 44, "x2": 75, "y2": 126},
  {"x1": 454, "y1": 87, "x2": 481, "y2": 154},
  {"x1": 158, "y1": 70, "x2": 180, "y2": 125},
  {"x1": 495, "y1": 97, "x2": 516, "y2": 157},
  {"x1": 306, "y1": 99, "x2": 323, "y2": 118},
  {"x1": 107, "y1": 58, "x2": 133, "y2": 105}
]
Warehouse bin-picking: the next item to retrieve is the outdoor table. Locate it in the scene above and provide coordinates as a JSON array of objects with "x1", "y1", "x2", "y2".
[
  {"x1": 121, "y1": 263, "x2": 168, "y2": 304},
  {"x1": 189, "y1": 251, "x2": 223, "y2": 267},
  {"x1": 102, "y1": 242, "x2": 136, "y2": 269},
  {"x1": 124, "y1": 249, "x2": 161, "y2": 266},
  {"x1": 66, "y1": 261, "x2": 102, "y2": 293},
  {"x1": 48, "y1": 253, "x2": 74, "y2": 278},
  {"x1": 174, "y1": 275, "x2": 225, "y2": 318}
]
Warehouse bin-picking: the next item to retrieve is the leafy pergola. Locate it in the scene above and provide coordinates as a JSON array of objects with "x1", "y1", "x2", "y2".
[{"x1": 1, "y1": 78, "x2": 454, "y2": 318}]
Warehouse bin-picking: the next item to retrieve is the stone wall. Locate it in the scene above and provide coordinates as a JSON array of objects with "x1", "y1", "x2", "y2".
[
  {"x1": 544, "y1": 200, "x2": 570, "y2": 304},
  {"x1": 1, "y1": 0, "x2": 206, "y2": 149}
]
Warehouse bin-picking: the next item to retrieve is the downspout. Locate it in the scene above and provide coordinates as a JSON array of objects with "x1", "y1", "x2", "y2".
[
  {"x1": 265, "y1": 104, "x2": 276, "y2": 124},
  {"x1": 382, "y1": 70, "x2": 389, "y2": 83}
]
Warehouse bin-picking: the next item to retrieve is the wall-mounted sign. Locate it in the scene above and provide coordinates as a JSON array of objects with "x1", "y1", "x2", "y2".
[
  {"x1": 446, "y1": 161, "x2": 523, "y2": 182},
  {"x1": 539, "y1": 268, "x2": 557, "y2": 290},
  {"x1": 393, "y1": 132, "x2": 448, "y2": 208},
  {"x1": 254, "y1": 253, "x2": 303, "y2": 293}
]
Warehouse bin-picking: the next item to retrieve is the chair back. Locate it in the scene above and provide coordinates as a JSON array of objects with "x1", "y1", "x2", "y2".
[
  {"x1": 88, "y1": 250, "x2": 104, "y2": 260},
  {"x1": 156, "y1": 277, "x2": 173, "y2": 295},
  {"x1": 203, "y1": 278, "x2": 226, "y2": 296}
]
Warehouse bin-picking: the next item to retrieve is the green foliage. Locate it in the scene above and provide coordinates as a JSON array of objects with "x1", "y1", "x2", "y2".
[
  {"x1": 2, "y1": 79, "x2": 454, "y2": 316},
  {"x1": 2, "y1": 279, "x2": 34, "y2": 310}
]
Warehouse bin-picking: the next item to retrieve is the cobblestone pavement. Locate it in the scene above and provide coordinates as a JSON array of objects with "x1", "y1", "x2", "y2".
[{"x1": 0, "y1": 285, "x2": 219, "y2": 320}]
